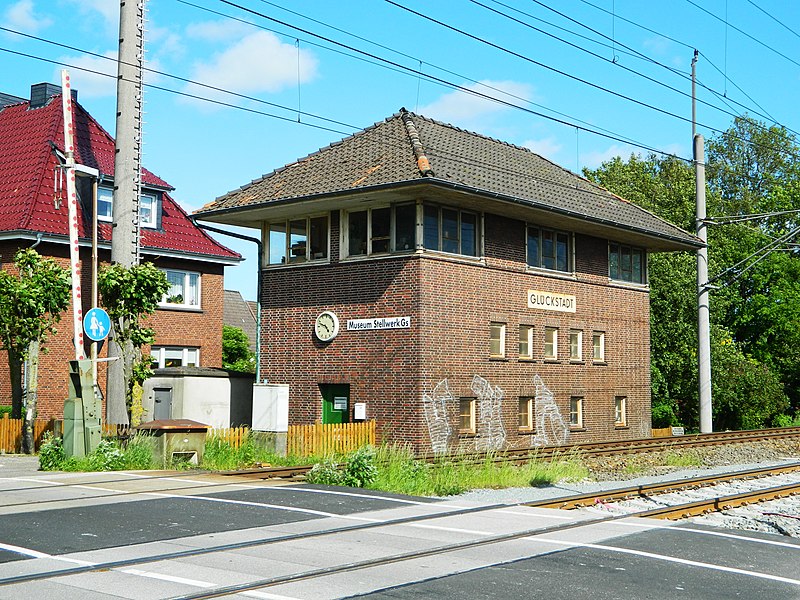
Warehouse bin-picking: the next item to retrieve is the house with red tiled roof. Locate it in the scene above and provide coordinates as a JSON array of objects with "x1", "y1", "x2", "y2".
[{"x1": 0, "y1": 83, "x2": 241, "y2": 419}]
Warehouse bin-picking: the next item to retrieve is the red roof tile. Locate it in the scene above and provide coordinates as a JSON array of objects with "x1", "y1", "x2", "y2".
[{"x1": 0, "y1": 94, "x2": 239, "y2": 260}]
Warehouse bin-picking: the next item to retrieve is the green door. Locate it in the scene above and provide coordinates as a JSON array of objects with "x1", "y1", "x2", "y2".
[{"x1": 320, "y1": 384, "x2": 350, "y2": 424}]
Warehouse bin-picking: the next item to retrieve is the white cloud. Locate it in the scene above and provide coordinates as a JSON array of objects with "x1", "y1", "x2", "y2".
[
  {"x1": 149, "y1": 24, "x2": 185, "y2": 60},
  {"x1": 522, "y1": 137, "x2": 563, "y2": 162},
  {"x1": 182, "y1": 31, "x2": 318, "y2": 107},
  {"x1": 66, "y1": 0, "x2": 117, "y2": 30},
  {"x1": 418, "y1": 80, "x2": 534, "y2": 123},
  {"x1": 186, "y1": 19, "x2": 252, "y2": 42},
  {"x1": 580, "y1": 144, "x2": 639, "y2": 170},
  {"x1": 54, "y1": 52, "x2": 117, "y2": 98},
  {"x1": 3, "y1": 0, "x2": 52, "y2": 33}
]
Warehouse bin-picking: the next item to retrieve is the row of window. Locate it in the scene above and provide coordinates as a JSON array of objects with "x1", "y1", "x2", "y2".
[
  {"x1": 458, "y1": 395, "x2": 627, "y2": 433},
  {"x1": 265, "y1": 205, "x2": 646, "y2": 283},
  {"x1": 491, "y1": 323, "x2": 605, "y2": 362}
]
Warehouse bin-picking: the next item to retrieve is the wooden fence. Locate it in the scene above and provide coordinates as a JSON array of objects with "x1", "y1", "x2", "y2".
[
  {"x1": 1, "y1": 417, "x2": 375, "y2": 458},
  {"x1": 287, "y1": 421, "x2": 376, "y2": 457},
  {"x1": 651, "y1": 427, "x2": 673, "y2": 438},
  {"x1": 0, "y1": 415, "x2": 55, "y2": 453}
]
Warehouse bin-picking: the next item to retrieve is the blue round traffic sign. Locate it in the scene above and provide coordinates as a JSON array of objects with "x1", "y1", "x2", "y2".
[{"x1": 83, "y1": 308, "x2": 111, "y2": 342}]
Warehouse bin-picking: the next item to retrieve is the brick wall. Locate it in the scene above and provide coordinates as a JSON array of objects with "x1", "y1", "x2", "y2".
[
  {"x1": 259, "y1": 211, "x2": 652, "y2": 453},
  {"x1": 0, "y1": 241, "x2": 225, "y2": 418}
]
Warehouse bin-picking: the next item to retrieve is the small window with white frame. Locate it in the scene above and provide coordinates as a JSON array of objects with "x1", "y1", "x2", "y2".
[
  {"x1": 569, "y1": 329, "x2": 582, "y2": 362},
  {"x1": 593, "y1": 331, "x2": 605, "y2": 363},
  {"x1": 614, "y1": 396, "x2": 627, "y2": 426},
  {"x1": 519, "y1": 325, "x2": 534, "y2": 359},
  {"x1": 150, "y1": 346, "x2": 199, "y2": 369},
  {"x1": 519, "y1": 397, "x2": 533, "y2": 431},
  {"x1": 161, "y1": 269, "x2": 200, "y2": 308},
  {"x1": 609, "y1": 243, "x2": 646, "y2": 284},
  {"x1": 97, "y1": 185, "x2": 158, "y2": 228},
  {"x1": 544, "y1": 326, "x2": 558, "y2": 360},
  {"x1": 459, "y1": 398, "x2": 476, "y2": 434},
  {"x1": 490, "y1": 322, "x2": 506, "y2": 358},
  {"x1": 569, "y1": 396, "x2": 583, "y2": 428}
]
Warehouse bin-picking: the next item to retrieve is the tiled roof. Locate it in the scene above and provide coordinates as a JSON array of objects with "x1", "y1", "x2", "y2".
[
  {"x1": 198, "y1": 109, "x2": 699, "y2": 249},
  {"x1": 223, "y1": 289, "x2": 257, "y2": 352},
  {"x1": 0, "y1": 93, "x2": 239, "y2": 260}
]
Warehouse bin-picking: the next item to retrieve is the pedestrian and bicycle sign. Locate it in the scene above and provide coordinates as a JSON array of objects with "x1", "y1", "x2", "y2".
[{"x1": 83, "y1": 308, "x2": 111, "y2": 342}]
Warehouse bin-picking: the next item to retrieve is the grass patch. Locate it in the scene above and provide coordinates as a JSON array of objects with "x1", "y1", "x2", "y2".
[
  {"x1": 200, "y1": 432, "x2": 314, "y2": 471},
  {"x1": 663, "y1": 450, "x2": 703, "y2": 468},
  {"x1": 366, "y1": 445, "x2": 588, "y2": 496}
]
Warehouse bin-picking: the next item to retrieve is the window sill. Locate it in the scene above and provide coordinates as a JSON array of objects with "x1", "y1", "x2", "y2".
[
  {"x1": 518, "y1": 358, "x2": 536, "y2": 363},
  {"x1": 607, "y1": 279, "x2": 649, "y2": 291},
  {"x1": 543, "y1": 358, "x2": 560, "y2": 364},
  {"x1": 592, "y1": 361, "x2": 608, "y2": 366},
  {"x1": 569, "y1": 360, "x2": 584, "y2": 365},
  {"x1": 518, "y1": 429, "x2": 534, "y2": 435},
  {"x1": 157, "y1": 304, "x2": 203, "y2": 313},
  {"x1": 458, "y1": 431, "x2": 477, "y2": 437},
  {"x1": 489, "y1": 356, "x2": 509, "y2": 362},
  {"x1": 526, "y1": 266, "x2": 577, "y2": 281},
  {"x1": 614, "y1": 425, "x2": 629, "y2": 430},
  {"x1": 569, "y1": 427, "x2": 587, "y2": 432},
  {"x1": 264, "y1": 258, "x2": 331, "y2": 269}
]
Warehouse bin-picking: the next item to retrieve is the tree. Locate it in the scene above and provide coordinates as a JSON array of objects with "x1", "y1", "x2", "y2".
[
  {"x1": 222, "y1": 325, "x2": 256, "y2": 373},
  {"x1": 585, "y1": 147, "x2": 792, "y2": 431},
  {"x1": 98, "y1": 263, "x2": 169, "y2": 425},
  {"x1": 0, "y1": 249, "x2": 70, "y2": 453}
]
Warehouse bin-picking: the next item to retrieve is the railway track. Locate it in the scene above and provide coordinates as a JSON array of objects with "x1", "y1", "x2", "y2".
[{"x1": 226, "y1": 426, "x2": 800, "y2": 480}]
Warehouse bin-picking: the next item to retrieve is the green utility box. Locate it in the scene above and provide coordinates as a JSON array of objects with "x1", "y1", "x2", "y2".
[
  {"x1": 63, "y1": 359, "x2": 102, "y2": 458},
  {"x1": 136, "y1": 419, "x2": 209, "y2": 466}
]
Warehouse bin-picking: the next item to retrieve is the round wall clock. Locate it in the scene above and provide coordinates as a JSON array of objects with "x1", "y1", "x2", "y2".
[{"x1": 314, "y1": 310, "x2": 340, "y2": 342}]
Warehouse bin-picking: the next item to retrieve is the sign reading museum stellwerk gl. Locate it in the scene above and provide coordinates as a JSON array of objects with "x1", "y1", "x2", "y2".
[{"x1": 527, "y1": 290, "x2": 576, "y2": 313}]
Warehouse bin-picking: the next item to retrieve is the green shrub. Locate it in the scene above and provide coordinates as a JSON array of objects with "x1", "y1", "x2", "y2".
[
  {"x1": 0, "y1": 405, "x2": 12, "y2": 417},
  {"x1": 38, "y1": 432, "x2": 65, "y2": 471},
  {"x1": 305, "y1": 446, "x2": 378, "y2": 488},
  {"x1": 305, "y1": 458, "x2": 344, "y2": 485},
  {"x1": 88, "y1": 439, "x2": 125, "y2": 471}
]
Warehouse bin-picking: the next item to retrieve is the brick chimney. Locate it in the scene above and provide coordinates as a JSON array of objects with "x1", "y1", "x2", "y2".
[{"x1": 29, "y1": 82, "x2": 77, "y2": 109}]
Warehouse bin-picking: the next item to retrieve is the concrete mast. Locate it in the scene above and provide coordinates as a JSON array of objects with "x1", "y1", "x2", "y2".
[{"x1": 107, "y1": 0, "x2": 145, "y2": 425}]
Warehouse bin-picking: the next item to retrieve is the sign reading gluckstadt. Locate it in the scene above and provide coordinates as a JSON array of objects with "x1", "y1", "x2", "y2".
[
  {"x1": 347, "y1": 316, "x2": 411, "y2": 331},
  {"x1": 527, "y1": 290, "x2": 576, "y2": 313}
]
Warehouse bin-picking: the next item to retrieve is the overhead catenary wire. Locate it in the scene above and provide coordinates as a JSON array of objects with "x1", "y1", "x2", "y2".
[{"x1": 578, "y1": 0, "x2": 781, "y2": 126}]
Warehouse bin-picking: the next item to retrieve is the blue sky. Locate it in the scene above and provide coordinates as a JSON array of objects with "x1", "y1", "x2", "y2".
[{"x1": 2, "y1": 0, "x2": 799, "y2": 300}]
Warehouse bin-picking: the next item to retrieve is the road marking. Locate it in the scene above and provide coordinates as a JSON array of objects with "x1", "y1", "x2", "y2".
[
  {"x1": 608, "y1": 519, "x2": 800, "y2": 549},
  {"x1": 121, "y1": 568, "x2": 215, "y2": 587},
  {"x1": 0, "y1": 542, "x2": 94, "y2": 565},
  {"x1": 530, "y1": 537, "x2": 800, "y2": 586}
]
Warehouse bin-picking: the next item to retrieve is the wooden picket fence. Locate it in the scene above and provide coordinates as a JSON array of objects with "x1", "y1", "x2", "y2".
[
  {"x1": 0, "y1": 414, "x2": 56, "y2": 453},
  {"x1": 287, "y1": 421, "x2": 376, "y2": 457},
  {"x1": 651, "y1": 427, "x2": 673, "y2": 438}
]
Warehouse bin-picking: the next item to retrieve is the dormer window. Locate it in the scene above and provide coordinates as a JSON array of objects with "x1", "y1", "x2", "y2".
[{"x1": 97, "y1": 185, "x2": 159, "y2": 229}]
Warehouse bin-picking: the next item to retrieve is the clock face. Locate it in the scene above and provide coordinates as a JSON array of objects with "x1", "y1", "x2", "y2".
[{"x1": 314, "y1": 311, "x2": 339, "y2": 342}]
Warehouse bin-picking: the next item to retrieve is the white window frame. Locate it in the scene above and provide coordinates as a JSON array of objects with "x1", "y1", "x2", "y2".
[
  {"x1": 161, "y1": 269, "x2": 201, "y2": 308},
  {"x1": 519, "y1": 324, "x2": 534, "y2": 359},
  {"x1": 422, "y1": 204, "x2": 480, "y2": 257},
  {"x1": 527, "y1": 225, "x2": 573, "y2": 273},
  {"x1": 342, "y1": 204, "x2": 416, "y2": 258},
  {"x1": 544, "y1": 327, "x2": 558, "y2": 360},
  {"x1": 569, "y1": 329, "x2": 582, "y2": 362},
  {"x1": 150, "y1": 346, "x2": 199, "y2": 369},
  {"x1": 569, "y1": 396, "x2": 583, "y2": 428},
  {"x1": 614, "y1": 396, "x2": 627, "y2": 426},
  {"x1": 593, "y1": 331, "x2": 606, "y2": 363},
  {"x1": 609, "y1": 242, "x2": 647, "y2": 284},
  {"x1": 267, "y1": 215, "x2": 329, "y2": 265},
  {"x1": 97, "y1": 185, "x2": 158, "y2": 228},
  {"x1": 519, "y1": 397, "x2": 534, "y2": 431},
  {"x1": 490, "y1": 322, "x2": 506, "y2": 358},
  {"x1": 139, "y1": 192, "x2": 157, "y2": 228},
  {"x1": 459, "y1": 398, "x2": 477, "y2": 434}
]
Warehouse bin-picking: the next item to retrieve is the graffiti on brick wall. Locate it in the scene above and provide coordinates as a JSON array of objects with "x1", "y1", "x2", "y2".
[
  {"x1": 422, "y1": 378, "x2": 454, "y2": 454},
  {"x1": 532, "y1": 374, "x2": 569, "y2": 447},
  {"x1": 470, "y1": 375, "x2": 506, "y2": 452}
]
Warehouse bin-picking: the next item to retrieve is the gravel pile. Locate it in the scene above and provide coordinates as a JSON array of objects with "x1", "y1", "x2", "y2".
[{"x1": 452, "y1": 439, "x2": 800, "y2": 538}]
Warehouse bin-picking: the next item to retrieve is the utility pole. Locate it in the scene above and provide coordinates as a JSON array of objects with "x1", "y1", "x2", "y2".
[
  {"x1": 107, "y1": 0, "x2": 146, "y2": 425},
  {"x1": 693, "y1": 51, "x2": 713, "y2": 433}
]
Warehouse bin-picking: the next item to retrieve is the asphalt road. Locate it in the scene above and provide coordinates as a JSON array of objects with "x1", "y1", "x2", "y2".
[{"x1": 0, "y1": 458, "x2": 798, "y2": 599}]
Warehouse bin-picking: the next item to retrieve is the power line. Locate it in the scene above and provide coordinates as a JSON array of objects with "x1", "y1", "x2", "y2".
[
  {"x1": 384, "y1": 0, "x2": 746, "y2": 138},
  {"x1": 745, "y1": 0, "x2": 800, "y2": 41},
  {"x1": 685, "y1": 0, "x2": 800, "y2": 71},
  {"x1": 0, "y1": 46, "x2": 686, "y2": 217},
  {"x1": 469, "y1": 0, "x2": 748, "y2": 126},
  {"x1": 579, "y1": 0, "x2": 781, "y2": 126}
]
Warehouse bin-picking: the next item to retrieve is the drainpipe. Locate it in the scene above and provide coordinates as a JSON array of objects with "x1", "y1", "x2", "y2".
[{"x1": 189, "y1": 219, "x2": 263, "y2": 382}]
